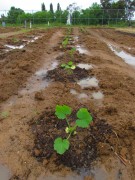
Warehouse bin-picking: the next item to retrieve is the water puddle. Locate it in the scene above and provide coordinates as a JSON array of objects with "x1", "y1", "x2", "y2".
[
  {"x1": 0, "y1": 164, "x2": 12, "y2": 180},
  {"x1": 76, "y1": 45, "x2": 90, "y2": 55},
  {"x1": 74, "y1": 36, "x2": 79, "y2": 42},
  {"x1": 4, "y1": 36, "x2": 41, "y2": 51},
  {"x1": 92, "y1": 91, "x2": 104, "y2": 100},
  {"x1": 77, "y1": 77, "x2": 99, "y2": 89},
  {"x1": 4, "y1": 44, "x2": 25, "y2": 49},
  {"x1": 19, "y1": 61, "x2": 58, "y2": 95},
  {"x1": 77, "y1": 63, "x2": 93, "y2": 70},
  {"x1": 70, "y1": 89, "x2": 88, "y2": 100},
  {"x1": 108, "y1": 44, "x2": 135, "y2": 66}
]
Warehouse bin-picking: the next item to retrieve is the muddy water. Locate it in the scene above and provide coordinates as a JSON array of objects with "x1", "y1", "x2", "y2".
[
  {"x1": 108, "y1": 44, "x2": 135, "y2": 66},
  {"x1": 20, "y1": 61, "x2": 59, "y2": 95},
  {"x1": 4, "y1": 36, "x2": 41, "y2": 51},
  {"x1": 76, "y1": 45, "x2": 91, "y2": 55},
  {"x1": 77, "y1": 63, "x2": 93, "y2": 70},
  {"x1": 0, "y1": 164, "x2": 11, "y2": 180},
  {"x1": 77, "y1": 77, "x2": 99, "y2": 89}
]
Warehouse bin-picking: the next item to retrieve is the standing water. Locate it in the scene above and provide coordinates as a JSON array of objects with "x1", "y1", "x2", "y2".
[{"x1": 108, "y1": 44, "x2": 135, "y2": 66}]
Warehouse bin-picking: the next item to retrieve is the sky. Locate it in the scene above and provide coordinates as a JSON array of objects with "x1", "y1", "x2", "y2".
[{"x1": 0, "y1": 0, "x2": 101, "y2": 11}]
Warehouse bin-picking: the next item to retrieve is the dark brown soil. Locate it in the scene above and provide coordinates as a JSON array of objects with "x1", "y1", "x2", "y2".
[
  {"x1": 46, "y1": 66, "x2": 89, "y2": 82},
  {"x1": 31, "y1": 109, "x2": 115, "y2": 169}
]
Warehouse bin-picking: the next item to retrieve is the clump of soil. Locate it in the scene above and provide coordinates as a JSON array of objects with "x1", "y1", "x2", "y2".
[
  {"x1": 31, "y1": 108, "x2": 116, "y2": 169},
  {"x1": 46, "y1": 66, "x2": 89, "y2": 82}
]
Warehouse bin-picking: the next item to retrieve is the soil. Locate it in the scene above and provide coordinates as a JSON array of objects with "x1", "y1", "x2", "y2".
[
  {"x1": 46, "y1": 66, "x2": 89, "y2": 82},
  {"x1": 0, "y1": 27, "x2": 21, "y2": 33},
  {"x1": 31, "y1": 110, "x2": 115, "y2": 169},
  {"x1": 0, "y1": 27, "x2": 135, "y2": 180}
]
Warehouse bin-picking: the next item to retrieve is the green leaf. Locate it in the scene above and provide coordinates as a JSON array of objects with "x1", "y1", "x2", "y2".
[
  {"x1": 68, "y1": 61, "x2": 73, "y2": 66},
  {"x1": 55, "y1": 105, "x2": 72, "y2": 119},
  {"x1": 54, "y1": 137, "x2": 70, "y2": 154},
  {"x1": 65, "y1": 65, "x2": 70, "y2": 69},
  {"x1": 61, "y1": 63, "x2": 66, "y2": 68},
  {"x1": 71, "y1": 65, "x2": 76, "y2": 70},
  {"x1": 76, "y1": 108, "x2": 92, "y2": 128}
]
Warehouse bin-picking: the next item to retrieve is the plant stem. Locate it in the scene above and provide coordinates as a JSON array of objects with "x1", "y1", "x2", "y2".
[
  {"x1": 67, "y1": 132, "x2": 71, "y2": 140},
  {"x1": 66, "y1": 118, "x2": 70, "y2": 128}
]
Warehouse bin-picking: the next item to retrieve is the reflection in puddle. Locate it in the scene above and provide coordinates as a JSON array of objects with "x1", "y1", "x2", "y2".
[
  {"x1": 92, "y1": 91, "x2": 104, "y2": 100},
  {"x1": 20, "y1": 61, "x2": 58, "y2": 95},
  {"x1": 5, "y1": 44, "x2": 25, "y2": 49},
  {"x1": 108, "y1": 44, "x2": 135, "y2": 66},
  {"x1": 4, "y1": 36, "x2": 41, "y2": 51},
  {"x1": 77, "y1": 63, "x2": 93, "y2": 70},
  {"x1": 74, "y1": 36, "x2": 79, "y2": 42},
  {"x1": 78, "y1": 93, "x2": 88, "y2": 99},
  {"x1": 77, "y1": 77, "x2": 99, "y2": 89},
  {"x1": 76, "y1": 45, "x2": 90, "y2": 55},
  {"x1": 70, "y1": 89, "x2": 78, "y2": 95},
  {"x1": 0, "y1": 164, "x2": 11, "y2": 180},
  {"x1": 70, "y1": 89, "x2": 88, "y2": 100}
]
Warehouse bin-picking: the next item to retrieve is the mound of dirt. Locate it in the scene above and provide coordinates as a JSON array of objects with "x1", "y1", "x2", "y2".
[
  {"x1": 46, "y1": 66, "x2": 89, "y2": 82},
  {"x1": 31, "y1": 109, "x2": 116, "y2": 169}
]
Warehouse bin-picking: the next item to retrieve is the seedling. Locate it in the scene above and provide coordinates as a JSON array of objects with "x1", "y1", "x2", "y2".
[
  {"x1": 62, "y1": 38, "x2": 69, "y2": 48},
  {"x1": 69, "y1": 47, "x2": 76, "y2": 59},
  {"x1": 54, "y1": 105, "x2": 93, "y2": 154},
  {"x1": 1, "y1": 111, "x2": 9, "y2": 119},
  {"x1": 61, "y1": 61, "x2": 76, "y2": 70}
]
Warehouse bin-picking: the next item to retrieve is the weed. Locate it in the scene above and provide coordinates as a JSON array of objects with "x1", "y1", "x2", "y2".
[
  {"x1": 54, "y1": 105, "x2": 93, "y2": 154},
  {"x1": 1, "y1": 111, "x2": 9, "y2": 119}
]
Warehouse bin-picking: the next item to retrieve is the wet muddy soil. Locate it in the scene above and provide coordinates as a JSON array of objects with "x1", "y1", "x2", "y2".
[{"x1": 0, "y1": 27, "x2": 135, "y2": 180}]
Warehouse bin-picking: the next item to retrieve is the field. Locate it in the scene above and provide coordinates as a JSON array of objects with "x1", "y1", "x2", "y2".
[{"x1": 0, "y1": 26, "x2": 135, "y2": 180}]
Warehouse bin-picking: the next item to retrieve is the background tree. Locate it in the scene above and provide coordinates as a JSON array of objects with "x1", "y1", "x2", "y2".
[
  {"x1": 57, "y1": 3, "x2": 61, "y2": 11},
  {"x1": 50, "y1": 3, "x2": 54, "y2": 13},
  {"x1": 41, "y1": 3, "x2": 46, "y2": 11},
  {"x1": 100, "y1": 0, "x2": 112, "y2": 9},
  {"x1": 7, "y1": 6, "x2": 24, "y2": 23}
]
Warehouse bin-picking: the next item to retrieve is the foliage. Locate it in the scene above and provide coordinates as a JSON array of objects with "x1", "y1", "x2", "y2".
[
  {"x1": 54, "y1": 105, "x2": 93, "y2": 154},
  {"x1": 50, "y1": 3, "x2": 54, "y2": 14},
  {"x1": 61, "y1": 61, "x2": 76, "y2": 70},
  {"x1": 41, "y1": 3, "x2": 46, "y2": 11},
  {"x1": 7, "y1": 6, "x2": 24, "y2": 23},
  {"x1": 69, "y1": 47, "x2": 76, "y2": 59},
  {"x1": 62, "y1": 37, "x2": 69, "y2": 48}
]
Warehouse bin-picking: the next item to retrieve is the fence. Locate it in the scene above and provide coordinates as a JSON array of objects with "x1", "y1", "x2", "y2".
[{"x1": 0, "y1": 9, "x2": 135, "y2": 26}]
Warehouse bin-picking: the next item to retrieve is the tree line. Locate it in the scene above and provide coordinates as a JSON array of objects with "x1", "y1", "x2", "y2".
[{"x1": 1, "y1": 0, "x2": 135, "y2": 25}]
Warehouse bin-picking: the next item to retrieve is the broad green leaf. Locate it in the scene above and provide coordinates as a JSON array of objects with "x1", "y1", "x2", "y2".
[
  {"x1": 55, "y1": 105, "x2": 72, "y2": 119},
  {"x1": 76, "y1": 108, "x2": 92, "y2": 128},
  {"x1": 68, "y1": 61, "x2": 73, "y2": 66},
  {"x1": 65, "y1": 65, "x2": 70, "y2": 69},
  {"x1": 61, "y1": 63, "x2": 66, "y2": 68},
  {"x1": 54, "y1": 137, "x2": 70, "y2": 154},
  {"x1": 71, "y1": 65, "x2": 76, "y2": 70}
]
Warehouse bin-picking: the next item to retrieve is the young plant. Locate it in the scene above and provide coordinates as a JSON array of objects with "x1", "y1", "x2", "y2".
[
  {"x1": 54, "y1": 105, "x2": 93, "y2": 155},
  {"x1": 69, "y1": 47, "x2": 76, "y2": 60},
  {"x1": 62, "y1": 37, "x2": 69, "y2": 48},
  {"x1": 61, "y1": 61, "x2": 76, "y2": 70}
]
